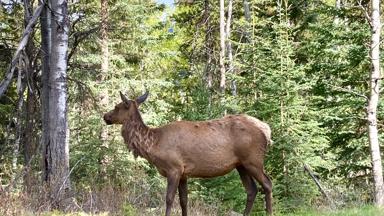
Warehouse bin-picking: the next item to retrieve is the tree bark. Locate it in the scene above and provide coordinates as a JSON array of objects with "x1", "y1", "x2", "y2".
[
  {"x1": 12, "y1": 76, "x2": 26, "y2": 184},
  {"x1": 22, "y1": 0, "x2": 38, "y2": 192},
  {"x1": 219, "y1": 0, "x2": 226, "y2": 93},
  {"x1": 42, "y1": 0, "x2": 71, "y2": 207},
  {"x1": 40, "y1": 0, "x2": 51, "y2": 183},
  {"x1": 368, "y1": 0, "x2": 384, "y2": 207}
]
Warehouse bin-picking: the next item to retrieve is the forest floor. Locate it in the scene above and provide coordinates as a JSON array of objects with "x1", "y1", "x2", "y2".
[
  {"x1": 28, "y1": 205, "x2": 382, "y2": 216},
  {"x1": 284, "y1": 205, "x2": 382, "y2": 216}
]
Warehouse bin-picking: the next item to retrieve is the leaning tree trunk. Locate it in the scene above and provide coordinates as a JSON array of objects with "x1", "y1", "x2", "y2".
[
  {"x1": 41, "y1": 0, "x2": 71, "y2": 208},
  {"x1": 368, "y1": 0, "x2": 384, "y2": 207},
  {"x1": 219, "y1": 0, "x2": 226, "y2": 93}
]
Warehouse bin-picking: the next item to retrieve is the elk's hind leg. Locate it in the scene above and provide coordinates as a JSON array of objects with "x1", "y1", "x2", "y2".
[
  {"x1": 243, "y1": 165, "x2": 273, "y2": 215},
  {"x1": 237, "y1": 166, "x2": 257, "y2": 216},
  {"x1": 178, "y1": 178, "x2": 188, "y2": 216}
]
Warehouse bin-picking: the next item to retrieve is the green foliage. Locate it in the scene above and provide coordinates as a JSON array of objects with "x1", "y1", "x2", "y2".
[{"x1": 121, "y1": 203, "x2": 138, "y2": 216}]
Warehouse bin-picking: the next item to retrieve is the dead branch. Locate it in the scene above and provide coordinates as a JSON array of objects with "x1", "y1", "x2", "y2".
[
  {"x1": 303, "y1": 164, "x2": 335, "y2": 208},
  {"x1": 0, "y1": 3, "x2": 44, "y2": 98},
  {"x1": 67, "y1": 26, "x2": 100, "y2": 63},
  {"x1": 357, "y1": 1, "x2": 372, "y2": 27}
]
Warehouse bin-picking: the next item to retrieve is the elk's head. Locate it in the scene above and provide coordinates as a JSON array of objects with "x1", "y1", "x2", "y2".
[{"x1": 103, "y1": 91, "x2": 149, "y2": 125}]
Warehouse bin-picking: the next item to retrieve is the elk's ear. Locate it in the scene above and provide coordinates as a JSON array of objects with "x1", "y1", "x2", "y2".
[
  {"x1": 120, "y1": 91, "x2": 130, "y2": 105},
  {"x1": 136, "y1": 91, "x2": 149, "y2": 105}
]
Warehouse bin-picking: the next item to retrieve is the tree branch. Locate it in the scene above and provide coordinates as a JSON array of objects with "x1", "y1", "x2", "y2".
[
  {"x1": 67, "y1": 26, "x2": 100, "y2": 63},
  {"x1": 304, "y1": 164, "x2": 335, "y2": 208},
  {"x1": 357, "y1": 0, "x2": 372, "y2": 27},
  {"x1": 0, "y1": 3, "x2": 44, "y2": 98},
  {"x1": 327, "y1": 84, "x2": 368, "y2": 100}
]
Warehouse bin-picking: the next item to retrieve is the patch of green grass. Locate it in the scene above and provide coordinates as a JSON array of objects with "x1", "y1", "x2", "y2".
[{"x1": 282, "y1": 205, "x2": 383, "y2": 216}]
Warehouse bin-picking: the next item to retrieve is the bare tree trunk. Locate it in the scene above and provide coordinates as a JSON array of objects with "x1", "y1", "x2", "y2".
[
  {"x1": 219, "y1": 0, "x2": 226, "y2": 93},
  {"x1": 203, "y1": 0, "x2": 212, "y2": 89},
  {"x1": 225, "y1": 0, "x2": 236, "y2": 96},
  {"x1": 203, "y1": 0, "x2": 213, "y2": 110},
  {"x1": 40, "y1": 0, "x2": 51, "y2": 184},
  {"x1": 99, "y1": 0, "x2": 110, "y2": 180},
  {"x1": 101, "y1": 0, "x2": 109, "y2": 75},
  {"x1": 242, "y1": 0, "x2": 251, "y2": 42},
  {"x1": 24, "y1": 89, "x2": 37, "y2": 191},
  {"x1": 12, "y1": 78, "x2": 26, "y2": 184},
  {"x1": 22, "y1": 0, "x2": 37, "y2": 192},
  {"x1": 42, "y1": 0, "x2": 72, "y2": 208},
  {"x1": 368, "y1": 0, "x2": 384, "y2": 207}
]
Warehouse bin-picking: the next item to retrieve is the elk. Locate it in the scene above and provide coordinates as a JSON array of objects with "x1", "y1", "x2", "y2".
[{"x1": 103, "y1": 91, "x2": 273, "y2": 216}]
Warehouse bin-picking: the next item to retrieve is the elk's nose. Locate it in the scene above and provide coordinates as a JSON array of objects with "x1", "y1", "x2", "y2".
[{"x1": 103, "y1": 114, "x2": 112, "y2": 125}]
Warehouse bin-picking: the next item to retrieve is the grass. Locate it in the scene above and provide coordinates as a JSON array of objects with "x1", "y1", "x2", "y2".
[
  {"x1": 283, "y1": 205, "x2": 383, "y2": 216},
  {"x1": 1, "y1": 183, "x2": 382, "y2": 216}
]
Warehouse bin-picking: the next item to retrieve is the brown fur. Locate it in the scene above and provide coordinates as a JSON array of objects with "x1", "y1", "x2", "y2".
[{"x1": 104, "y1": 92, "x2": 273, "y2": 216}]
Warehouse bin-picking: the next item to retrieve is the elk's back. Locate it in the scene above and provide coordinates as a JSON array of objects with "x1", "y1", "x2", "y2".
[{"x1": 151, "y1": 115, "x2": 270, "y2": 178}]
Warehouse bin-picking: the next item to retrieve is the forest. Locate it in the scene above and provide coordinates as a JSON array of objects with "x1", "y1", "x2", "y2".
[{"x1": 0, "y1": 0, "x2": 383, "y2": 215}]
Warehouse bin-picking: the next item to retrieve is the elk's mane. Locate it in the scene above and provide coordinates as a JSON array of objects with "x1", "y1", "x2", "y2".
[{"x1": 121, "y1": 108, "x2": 156, "y2": 159}]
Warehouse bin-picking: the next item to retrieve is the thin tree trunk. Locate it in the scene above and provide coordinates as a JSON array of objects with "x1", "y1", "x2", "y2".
[
  {"x1": 40, "y1": 0, "x2": 51, "y2": 183},
  {"x1": 225, "y1": 0, "x2": 236, "y2": 96},
  {"x1": 12, "y1": 79, "x2": 26, "y2": 184},
  {"x1": 44, "y1": 0, "x2": 71, "y2": 207},
  {"x1": 242, "y1": 0, "x2": 251, "y2": 42},
  {"x1": 24, "y1": 88, "x2": 37, "y2": 191},
  {"x1": 368, "y1": 0, "x2": 384, "y2": 207},
  {"x1": 101, "y1": 0, "x2": 109, "y2": 75},
  {"x1": 203, "y1": 0, "x2": 213, "y2": 111},
  {"x1": 219, "y1": 0, "x2": 226, "y2": 93},
  {"x1": 203, "y1": 0, "x2": 212, "y2": 89},
  {"x1": 23, "y1": 0, "x2": 37, "y2": 192},
  {"x1": 99, "y1": 0, "x2": 109, "y2": 180},
  {"x1": 303, "y1": 164, "x2": 334, "y2": 206}
]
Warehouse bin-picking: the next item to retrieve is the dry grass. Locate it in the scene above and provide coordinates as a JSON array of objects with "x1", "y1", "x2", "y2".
[{"x1": 0, "y1": 183, "x2": 224, "y2": 216}]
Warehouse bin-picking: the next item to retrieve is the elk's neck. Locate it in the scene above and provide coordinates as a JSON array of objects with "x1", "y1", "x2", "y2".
[{"x1": 121, "y1": 116, "x2": 156, "y2": 160}]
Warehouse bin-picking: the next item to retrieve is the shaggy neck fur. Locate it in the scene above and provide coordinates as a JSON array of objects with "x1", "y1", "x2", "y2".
[{"x1": 121, "y1": 108, "x2": 156, "y2": 159}]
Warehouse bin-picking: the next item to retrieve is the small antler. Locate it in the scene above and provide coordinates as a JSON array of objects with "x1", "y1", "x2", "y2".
[
  {"x1": 136, "y1": 91, "x2": 149, "y2": 104},
  {"x1": 120, "y1": 91, "x2": 130, "y2": 104}
]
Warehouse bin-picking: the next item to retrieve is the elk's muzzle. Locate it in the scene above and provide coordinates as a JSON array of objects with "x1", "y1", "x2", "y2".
[{"x1": 103, "y1": 114, "x2": 113, "y2": 125}]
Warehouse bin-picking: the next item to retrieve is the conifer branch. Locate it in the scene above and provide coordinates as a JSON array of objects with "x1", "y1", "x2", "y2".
[{"x1": 327, "y1": 84, "x2": 368, "y2": 100}]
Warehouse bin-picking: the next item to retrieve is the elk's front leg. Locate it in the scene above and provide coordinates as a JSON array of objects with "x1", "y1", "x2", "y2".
[
  {"x1": 178, "y1": 178, "x2": 188, "y2": 216},
  {"x1": 165, "y1": 171, "x2": 181, "y2": 216}
]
